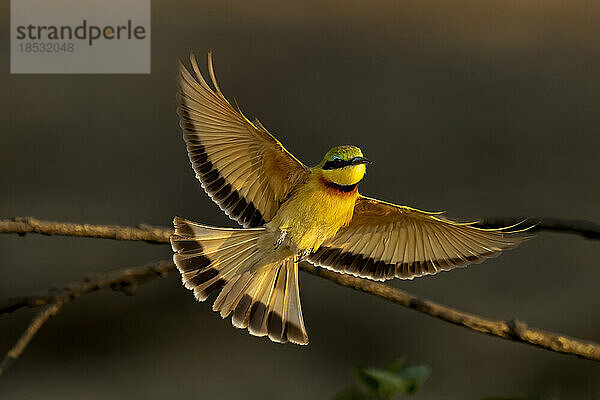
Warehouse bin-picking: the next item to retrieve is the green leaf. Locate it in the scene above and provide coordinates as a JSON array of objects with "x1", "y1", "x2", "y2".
[
  {"x1": 335, "y1": 358, "x2": 430, "y2": 400},
  {"x1": 385, "y1": 358, "x2": 406, "y2": 374},
  {"x1": 354, "y1": 365, "x2": 430, "y2": 399},
  {"x1": 396, "y1": 365, "x2": 430, "y2": 394},
  {"x1": 357, "y1": 368, "x2": 403, "y2": 399},
  {"x1": 354, "y1": 367, "x2": 381, "y2": 393}
]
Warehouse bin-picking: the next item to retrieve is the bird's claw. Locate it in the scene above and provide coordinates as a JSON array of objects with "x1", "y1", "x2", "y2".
[
  {"x1": 297, "y1": 249, "x2": 312, "y2": 261},
  {"x1": 274, "y1": 230, "x2": 287, "y2": 250}
]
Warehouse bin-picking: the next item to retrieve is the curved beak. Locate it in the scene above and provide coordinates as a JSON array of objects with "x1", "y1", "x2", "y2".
[{"x1": 350, "y1": 156, "x2": 371, "y2": 166}]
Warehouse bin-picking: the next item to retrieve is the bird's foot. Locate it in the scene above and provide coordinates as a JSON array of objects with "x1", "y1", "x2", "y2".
[
  {"x1": 274, "y1": 230, "x2": 287, "y2": 250},
  {"x1": 297, "y1": 249, "x2": 312, "y2": 262}
]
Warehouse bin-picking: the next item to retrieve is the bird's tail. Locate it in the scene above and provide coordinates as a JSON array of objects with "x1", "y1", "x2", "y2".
[{"x1": 170, "y1": 217, "x2": 308, "y2": 345}]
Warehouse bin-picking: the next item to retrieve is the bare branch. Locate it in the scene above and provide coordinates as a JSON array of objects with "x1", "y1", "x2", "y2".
[
  {"x1": 0, "y1": 217, "x2": 171, "y2": 244},
  {"x1": 1, "y1": 217, "x2": 599, "y2": 363},
  {"x1": 300, "y1": 263, "x2": 600, "y2": 362},
  {"x1": 0, "y1": 260, "x2": 175, "y2": 315},
  {"x1": 0, "y1": 260, "x2": 175, "y2": 375},
  {"x1": 0, "y1": 303, "x2": 63, "y2": 376}
]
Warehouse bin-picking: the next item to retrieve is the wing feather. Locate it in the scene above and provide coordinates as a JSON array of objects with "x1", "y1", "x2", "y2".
[
  {"x1": 178, "y1": 52, "x2": 310, "y2": 227},
  {"x1": 308, "y1": 195, "x2": 532, "y2": 281}
]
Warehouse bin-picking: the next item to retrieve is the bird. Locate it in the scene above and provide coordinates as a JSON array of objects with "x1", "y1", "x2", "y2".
[{"x1": 171, "y1": 51, "x2": 530, "y2": 346}]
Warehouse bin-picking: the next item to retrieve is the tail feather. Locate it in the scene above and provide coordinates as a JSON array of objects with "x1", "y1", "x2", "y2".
[
  {"x1": 217, "y1": 270, "x2": 254, "y2": 318},
  {"x1": 171, "y1": 217, "x2": 309, "y2": 345},
  {"x1": 247, "y1": 271, "x2": 277, "y2": 333},
  {"x1": 280, "y1": 262, "x2": 307, "y2": 344},
  {"x1": 267, "y1": 266, "x2": 288, "y2": 342}
]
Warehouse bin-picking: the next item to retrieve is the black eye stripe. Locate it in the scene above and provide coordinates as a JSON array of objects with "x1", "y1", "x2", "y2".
[{"x1": 323, "y1": 159, "x2": 351, "y2": 170}]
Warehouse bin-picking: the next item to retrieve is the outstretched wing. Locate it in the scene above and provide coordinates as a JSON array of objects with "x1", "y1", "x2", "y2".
[
  {"x1": 308, "y1": 195, "x2": 531, "y2": 281},
  {"x1": 178, "y1": 52, "x2": 310, "y2": 227}
]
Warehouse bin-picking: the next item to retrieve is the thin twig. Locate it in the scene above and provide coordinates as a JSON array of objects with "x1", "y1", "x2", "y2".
[
  {"x1": 0, "y1": 303, "x2": 63, "y2": 375},
  {"x1": 0, "y1": 260, "x2": 175, "y2": 315},
  {"x1": 0, "y1": 260, "x2": 175, "y2": 375},
  {"x1": 0, "y1": 217, "x2": 599, "y2": 363}
]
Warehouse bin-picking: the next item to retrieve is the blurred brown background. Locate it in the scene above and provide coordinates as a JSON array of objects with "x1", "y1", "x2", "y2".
[{"x1": 1, "y1": 0, "x2": 599, "y2": 398}]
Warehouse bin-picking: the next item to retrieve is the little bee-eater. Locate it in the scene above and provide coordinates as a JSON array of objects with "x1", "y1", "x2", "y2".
[{"x1": 171, "y1": 52, "x2": 529, "y2": 345}]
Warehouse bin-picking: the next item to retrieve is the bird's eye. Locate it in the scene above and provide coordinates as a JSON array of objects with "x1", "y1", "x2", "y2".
[{"x1": 323, "y1": 157, "x2": 347, "y2": 170}]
